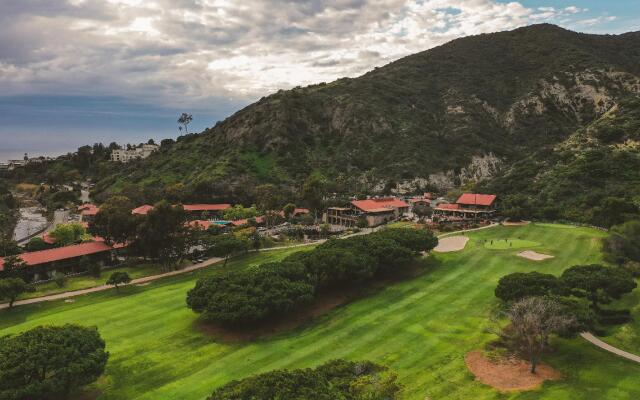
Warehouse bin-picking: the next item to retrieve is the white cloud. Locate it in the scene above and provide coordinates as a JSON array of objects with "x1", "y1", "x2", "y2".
[{"x1": 0, "y1": 0, "x2": 624, "y2": 111}]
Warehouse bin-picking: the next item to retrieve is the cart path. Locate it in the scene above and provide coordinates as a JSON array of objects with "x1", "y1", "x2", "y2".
[
  {"x1": 1, "y1": 223, "x2": 499, "y2": 309},
  {"x1": 581, "y1": 332, "x2": 640, "y2": 364}
]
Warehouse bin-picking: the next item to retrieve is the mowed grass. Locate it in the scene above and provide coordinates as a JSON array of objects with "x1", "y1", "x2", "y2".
[
  {"x1": 1, "y1": 224, "x2": 639, "y2": 399},
  {"x1": 483, "y1": 238, "x2": 541, "y2": 250}
]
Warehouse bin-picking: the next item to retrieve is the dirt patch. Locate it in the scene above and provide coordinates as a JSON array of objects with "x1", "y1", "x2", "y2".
[
  {"x1": 518, "y1": 250, "x2": 554, "y2": 261},
  {"x1": 434, "y1": 236, "x2": 469, "y2": 252},
  {"x1": 196, "y1": 264, "x2": 426, "y2": 342},
  {"x1": 465, "y1": 351, "x2": 562, "y2": 392}
]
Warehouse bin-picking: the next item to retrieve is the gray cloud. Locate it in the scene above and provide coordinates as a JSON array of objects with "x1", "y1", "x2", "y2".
[{"x1": 0, "y1": 0, "x2": 623, "y2": 114}]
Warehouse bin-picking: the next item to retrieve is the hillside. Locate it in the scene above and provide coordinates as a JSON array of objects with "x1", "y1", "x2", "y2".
[{"x1": 93, "y1": 24, "x2": 640, "y2": 211}]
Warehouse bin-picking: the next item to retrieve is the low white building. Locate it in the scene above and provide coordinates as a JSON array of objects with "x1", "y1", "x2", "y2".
[{"x1": 110, "y1": 144, "x2": 159, "y2": 163}]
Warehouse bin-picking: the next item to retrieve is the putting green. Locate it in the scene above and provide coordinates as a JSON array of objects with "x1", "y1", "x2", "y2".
[
  {"x1": 1, "y1": 225, "x2": 638, "y2": 400},
  {"x1": 483, "y1": 239, "x2": 541, "y2": 249}
]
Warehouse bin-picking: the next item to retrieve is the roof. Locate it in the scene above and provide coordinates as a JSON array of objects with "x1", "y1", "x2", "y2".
[
  {"x1": 435, "y1": 203, "x2": 460, "y2": 210},
  {"x1": 187, "y1": 220, "x2": 212, "y2": 230},
  {"x1": 351, "y1": 198, "x2": 410, "y2": 212},
  {"x1": 456, "y1": 193, "x2": 497, "y2": 207},
  {"x1": 132, "y1": 204, "x2": 154, "y2": 215},
  {"x1": 366, "y1": 207, "x2": 397, "y2": 213},
  {"x1": 182, "y1": 204, "x2": 231, "y2": 212},
  {"x1": 79, "y1": 204, "x2": 99, "y2": 216},
  {"x1": 279, "y1": 208, "x2": 311, "y2": 217},
  {"x1": 0, "y1": 241, "x2": 115, "y2": 270}
]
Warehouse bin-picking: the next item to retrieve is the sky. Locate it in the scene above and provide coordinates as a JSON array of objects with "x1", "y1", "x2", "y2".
[{"x1": 0, "y1": 0, "x2": 638, "y2": 161}]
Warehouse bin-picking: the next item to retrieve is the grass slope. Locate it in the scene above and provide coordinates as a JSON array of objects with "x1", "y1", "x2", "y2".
[{"x1": 1, "y1": 225, "x2": 639, "y2": 399}]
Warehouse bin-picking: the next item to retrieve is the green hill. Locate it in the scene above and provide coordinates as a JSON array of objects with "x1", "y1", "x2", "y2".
[{"x1": 93, "y1": 24, "x2": 640, "y2": 222}]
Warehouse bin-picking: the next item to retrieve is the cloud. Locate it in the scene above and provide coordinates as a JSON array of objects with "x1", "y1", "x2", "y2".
[{"x1": 0, "y1": 0, "x2": 623, "y2": 114}]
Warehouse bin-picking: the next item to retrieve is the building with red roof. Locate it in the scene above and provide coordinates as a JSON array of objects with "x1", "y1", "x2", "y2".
[
  {"x1": 79, "y1": 204, "x2": 100, "y2": 222},
  {"x1": 325, "y1": 198, "x2": 409, "y2": 228},
  {"x1": 433, "y1": 193, "x2": 497, "y2": 221},
  {"x1": 182, "y1": 204, "x2": 231, "y2": 212}
]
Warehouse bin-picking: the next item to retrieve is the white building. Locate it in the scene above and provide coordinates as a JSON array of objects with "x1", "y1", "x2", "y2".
[{"x1": 110, "y1": 144, "x2": 159, "y2": 163}]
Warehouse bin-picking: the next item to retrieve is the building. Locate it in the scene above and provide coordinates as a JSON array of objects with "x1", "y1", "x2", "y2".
[
  {"x1": 182, "y1": 204, "x2": 231, "y2": 220},
  {"x1": 110, "y1": 144, "x2": 159, "y2": 163},
  {"x1": 324, "y1": 198, "x2": 410, "y2": 228},
  {"x1": 132, "y1": 204, "x2": 154, "y2": 215},
  {"x1": 433, "y1": 193, "x2": 497, "y2": 220},
  {"x1": 79, "y1": 204, "x2": 100, "y2": 223},
  {"x1": 0, "y1": 240, "x2": 119, "y2": 281}
]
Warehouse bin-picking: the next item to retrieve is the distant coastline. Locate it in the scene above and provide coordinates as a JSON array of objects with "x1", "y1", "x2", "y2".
[{"x1": 0, "y1": 149, "x2": 67, "y2": 164}]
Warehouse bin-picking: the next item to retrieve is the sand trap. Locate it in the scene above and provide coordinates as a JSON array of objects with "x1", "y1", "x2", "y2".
[
  {"x1": 434, "y1": 236, "x2": 469, "y2": 252},
  {"x1": 518, "y1": 250, "x2": 554, "y2": 261},
  {"x1": 465, "y1": 351, "x2": 562, "y2": 392}
]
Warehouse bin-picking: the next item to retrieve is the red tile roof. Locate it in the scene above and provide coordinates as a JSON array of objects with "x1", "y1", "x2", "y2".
[
  {"x1": 187, "y1": 220, "x2": 212, "y2": 230},
  {"x1": 132, "y1": 204, "x2": 154, "y2": 215},
  {"x1": 182, "y1": 204, "x2": 231, "y2": 212},
  {"x1": 351, "y1": 198, "x2": 409, "y2": 212},
  {"x1": 456, "y1": 193, "x2": 497, "y2": 207},
  {"x1": 0, "y1": 241, "x2": 115, "y2": 270},
  {"x1": 435, "y1": 203, "x2": 460, "y2": 210},
  {"x1": 231, "y1": 216, "x2": 264, "y2": 226},
  {"x1": 279, "y1": 208, "x2": 311, "y2": 217},
  {"x1": 79, "y1": 204, "x2": 99, "y2": 216}
]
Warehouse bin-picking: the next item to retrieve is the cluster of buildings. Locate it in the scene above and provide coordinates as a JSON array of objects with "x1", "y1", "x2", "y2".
[
  {"x1": 2, "y1": 191, "x2": 497, "y2": 282},
  {"x1": 324, "y1": 192, "x2": 497, "y2": 228},
  {"x1": 110, "y1": 144, "x2": 159, "y2": 163},
  {"x1": 0, "y1": 154, "x2": 52, "y2": 171}
]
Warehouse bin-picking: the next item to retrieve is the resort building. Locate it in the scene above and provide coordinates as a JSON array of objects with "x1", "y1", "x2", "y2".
[
  {"x1": 79, "y1": 203, "x2": 100, "y2": 223},
  {"x1": 110, "y1": 144, "x2": 159, "y2": 163},
  {"x1": 324, "y1": 198, "x2": 410, "y2": 228},
  {"x1": 433, "y1": 193, "x2": 497, "y2": 220}
]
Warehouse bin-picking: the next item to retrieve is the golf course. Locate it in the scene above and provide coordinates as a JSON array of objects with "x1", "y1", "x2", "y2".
[{"x1": 1, "y1": 223, "x2": 639, "y2": 399}]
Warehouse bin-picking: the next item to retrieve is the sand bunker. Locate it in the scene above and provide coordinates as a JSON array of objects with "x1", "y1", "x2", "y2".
[
  {"x1": 465, "y1": 351, "x2": 562, "y2": 392},
  {"x1": 518, "y1": 250, "x2": 554, "y2": 261},
  {"x1": 434, "y1": 236, "x2": 469, "y2": 252}
]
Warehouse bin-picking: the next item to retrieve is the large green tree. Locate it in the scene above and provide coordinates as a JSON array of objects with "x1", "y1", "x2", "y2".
[
  {"x1": 0, "y1": 278, "x2": 31, "y2": 308},
  {"x1": 561, "y1": 264, "x2": 637, "y2": 309},
  {"x1": 495, "y1": 272, "x2": 560, "y2": 303},
  {"x1": 206, "y1": 234, "x2": 249, "y2": 267},
  {"x1": 603, "y1": 220, "x2": 640, "y2": 264},
  {"x1": 89, "y1": 196, "x2": 138, "y2": 245},
  {"x1": 0, "y1": 324, "x2": 108, "y2": 400}
]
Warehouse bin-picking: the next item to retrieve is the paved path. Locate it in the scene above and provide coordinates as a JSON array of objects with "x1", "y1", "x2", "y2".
[
  {"x1": 581, "y1": 332, "x2": 640, "y2": 364},
  {"x1": 0, "y1": 257, "x2": 223, "y2": 310}
]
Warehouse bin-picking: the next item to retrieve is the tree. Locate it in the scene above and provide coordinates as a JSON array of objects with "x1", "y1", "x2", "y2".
[
  {"x1": 25, "y1": 237, "x2": 49, "y2": 252},
  {"x1": 90, "y1": 196, "x2": 139, "y2": 246},
  {"x1": 283, "y1": 203, "x2": 296, "y2": 220},
  {"x1": 177, "y1": 113, "x2": 193, "y2": 134},
  {"x1": 301, "y1": 172, "x2": 327, "y2": 213},
  {"x1": 80, "y1": 256, "x2": 100, "y2": 278},
  {"x1": 107, "y1": 271, "x2": 131, "y2": 292},
  {"x1": 254, "y1": 184, "x2": 282, "y2": 212},
  {"x1": 186, "y1": 263, "x2": 314, "y2": 327},
  {"x1": 560, "y1": 264, "x2": 637, "y2": 309},
  {"x1": 603, "y1": 220, "x2": 640, "y2": 264},
  {"x1": 0, "y1": 278, "x2": 31, "y2": 308},
  {"x1": 134, "y1": 201, "x2": 193, "y2": 268},
  {"x1": 0, "y1": 215, "x2": 22, "y2": 257},
  {"x1": 164, "y1": 183, "x2": 186, "y2": 203},
  {"x1": 222, "y1": 204, "x2": 259, "y2": 221},
  {"x1": 0, "y1": 255, "x2": 30, "y2": 282},
  {"x1": 500, "y1": 297, "x2": 575, "y2": 374},
  {"x1": 207, "y1": 234, "x2": 249, "y2": 266},
  {"x1": 356, "y1": 216, "x2": 368, "y2": 229},
  {"x1": 208, "y1": 360, "x2": 400, "y2": 400},
  {"x1": 495, "y1": 272, "x2": 560, "y2": 302},
  {"x1": 375, "y1": 228, "x2": 438, "y2": 254},
  {"x1": 49, "y1": 222, "x2": 88, "y2": 246},
  {"x1": 0, "y1": 324, "x2": 108, "y2": 399}
]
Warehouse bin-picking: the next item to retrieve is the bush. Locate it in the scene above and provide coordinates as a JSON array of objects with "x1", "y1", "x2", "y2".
[
  {"x1": 53, "y1": 271, "x2": 67, "y2": 288},
  {"x1": 0, "y1": 324, "x2": 108, "y2": 400},
  {"x1": 208, "y1": 360, "x2": 400, "y2": 400}
]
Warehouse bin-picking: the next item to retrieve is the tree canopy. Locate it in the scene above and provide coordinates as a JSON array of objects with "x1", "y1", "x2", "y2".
[
  {"x1": 495, "y1": 272, "x2": 560, "y2": 302},
  {"x1": 560, "y1": 264, "x2": 637, "y2": 309},
  {"x1": 0, "y1": 324, "x2": 108, "y2": 400}
]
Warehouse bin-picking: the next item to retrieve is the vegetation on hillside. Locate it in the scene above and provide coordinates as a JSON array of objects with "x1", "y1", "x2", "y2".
[{"x1": 88, "y1": 25, "x2": 640, "y2": 218}]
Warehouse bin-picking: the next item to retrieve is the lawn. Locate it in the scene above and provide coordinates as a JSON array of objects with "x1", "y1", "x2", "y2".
[
  {"x1": 1, "y1": 224, "x2": 639, "y2": 400},
  {"x1": 483, "y1": 238, "x2": 541, "y2": 250}
]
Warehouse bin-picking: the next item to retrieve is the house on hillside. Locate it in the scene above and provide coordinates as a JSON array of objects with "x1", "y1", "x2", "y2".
[
  {"x1": 79, "y1": 204, "x2": 99, "y2": 223},
  {"x1": 433, "y1": 193, "x2": 497, "y2": 220},
  {"x1": 324, "y1": 198, "x2": 409, "y2": 228}
]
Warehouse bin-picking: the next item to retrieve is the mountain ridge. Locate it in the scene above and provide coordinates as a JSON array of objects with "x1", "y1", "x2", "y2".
[{"x1": 93, "y1": 24, "x2": 640, "y2": 224}]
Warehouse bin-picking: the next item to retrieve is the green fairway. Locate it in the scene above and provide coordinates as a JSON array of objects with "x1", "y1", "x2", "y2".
[
  {"x1": 1, "y1": 224, "x2": 639, "y2": 400},
  {"x1": 483, "y1": 238, "x2": 541, "y2": 250}
]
